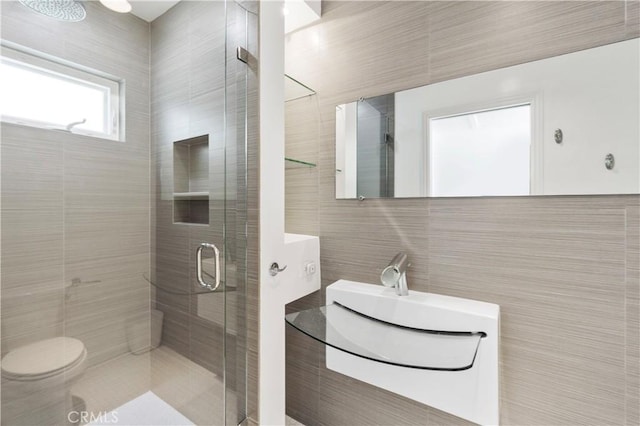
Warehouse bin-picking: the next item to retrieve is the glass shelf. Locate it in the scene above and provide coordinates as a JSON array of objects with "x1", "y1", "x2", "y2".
[
  {"x1": 285, "y1": 74, "x2": 316, "y2": 102},
  {"x1": 285, "y1": 157, "x2": 316, "y2": 169},
  {"x1": 285, "y1": 302, "x2": 486, "y2": 371}
]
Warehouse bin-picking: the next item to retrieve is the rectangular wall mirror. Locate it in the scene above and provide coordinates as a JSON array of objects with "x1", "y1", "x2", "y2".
[{"x1": 335, "y1": 38, "x2": 639, "y2": 199}]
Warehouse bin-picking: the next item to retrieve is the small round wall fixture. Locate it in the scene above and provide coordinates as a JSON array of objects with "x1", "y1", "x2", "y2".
[
  {"x1": 18, "y1": 0, "x2": 86, "y2": 22},
  {"x1": 554, "y1": 128, "x2": 563, "y2": 144},
  {"x1": 605, "y1": 153, "x2": 615, "y2": 170}
]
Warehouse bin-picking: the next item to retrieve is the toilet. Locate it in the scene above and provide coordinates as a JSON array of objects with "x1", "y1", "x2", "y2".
[{"x1": 1, "y1": 337, "x2": 88, "y2": 425}]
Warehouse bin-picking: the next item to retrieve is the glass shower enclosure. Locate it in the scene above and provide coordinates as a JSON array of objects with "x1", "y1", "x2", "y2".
[{"x1": 0, "y1": 1, "x2": 254, "y2": 425}]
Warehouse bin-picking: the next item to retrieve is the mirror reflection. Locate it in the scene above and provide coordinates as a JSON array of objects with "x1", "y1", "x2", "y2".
[{"x1": 336, "y1": 39, "x2": 639, "y2": 199}]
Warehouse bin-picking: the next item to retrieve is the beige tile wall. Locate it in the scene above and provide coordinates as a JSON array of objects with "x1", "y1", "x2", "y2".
[
  {"x1": 1, "y1": 0, "x2": 151, "y2": 365},
  {"x1": 284, "y1": 1, "x2": 640, "y2": 425},
  {"x1": 1, "y1": 1, "x2": 150, "y2": 423},
  {"x1": 1, "y1": 0, "x2": 258, "y2": 423}
]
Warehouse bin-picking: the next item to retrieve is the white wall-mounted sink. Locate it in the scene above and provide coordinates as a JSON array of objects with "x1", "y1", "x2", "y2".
[{"x1": 286, "y1": 279, "x2": 500, "y2": 425}]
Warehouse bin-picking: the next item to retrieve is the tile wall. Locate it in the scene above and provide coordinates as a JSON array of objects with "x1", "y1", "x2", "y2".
[
  {"x1": 1, "y1": 0, "x2": 259, "y2": 424},
  {"x1": 284, "y1": 1, "x2": 640, "y2": 425},
  {"x1": 0, "y1": 1, "x2": 150, "y2": 423}
]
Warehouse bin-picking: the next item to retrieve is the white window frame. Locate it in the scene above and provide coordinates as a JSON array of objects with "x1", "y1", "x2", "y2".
[
  {"x1": 0, "y1": 43, "x2": 123, "y2": 141},
  {"x1": 423, "y1": 93, "x2": 543, "y2": 196}
]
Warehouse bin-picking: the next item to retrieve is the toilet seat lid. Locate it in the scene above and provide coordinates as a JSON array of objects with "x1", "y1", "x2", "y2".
[{"x1": 1, "y1": 337, "x2": 85, "y2": 378}]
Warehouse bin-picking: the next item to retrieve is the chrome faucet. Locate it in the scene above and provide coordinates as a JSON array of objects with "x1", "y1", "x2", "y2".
[{"x1": 380, "y1": 252, "x2": 410, "y2": 296}]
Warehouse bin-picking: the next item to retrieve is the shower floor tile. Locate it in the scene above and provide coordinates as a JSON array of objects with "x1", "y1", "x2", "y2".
[{"x1": 88, "y1": 391, "x2": 193, "y2": 426}]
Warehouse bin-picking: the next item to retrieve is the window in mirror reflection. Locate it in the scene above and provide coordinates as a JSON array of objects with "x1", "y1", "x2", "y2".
[{"x1": 428, "y1": 104, "x2": 531, "y2": 197}]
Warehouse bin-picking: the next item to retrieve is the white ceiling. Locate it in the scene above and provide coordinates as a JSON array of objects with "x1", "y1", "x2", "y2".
[
  {"x1": 129, "y1": 0, "x2": 181, "y2": 22},
  {"x1": 127, "y1": 0, "x2": 322, "y2": 30},
  {"x1": 285, "y1": 0, "x2": 321, "y2": 34}
]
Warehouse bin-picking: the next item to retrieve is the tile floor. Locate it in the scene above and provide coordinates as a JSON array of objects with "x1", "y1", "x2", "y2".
[
  {"x1": 71, "y1": 349, "x2": 151, "y2": 418},
  {"x1": 71, "y1": 345, "x2": 304, "y2": 425}
]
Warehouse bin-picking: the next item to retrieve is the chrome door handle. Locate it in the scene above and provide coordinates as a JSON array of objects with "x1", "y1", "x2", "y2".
[
  {"x1": 269, "y1": 262, "x2": 287, "y2": 276},
  {"x1": 196, "y1": 243, "x2": 221, "y2": 291}
]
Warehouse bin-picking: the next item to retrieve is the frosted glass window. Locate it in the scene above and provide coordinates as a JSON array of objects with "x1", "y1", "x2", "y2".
[
  {"x1": 0, "y1": 47, "x2": 120, "y2": 140},
  {"x1": 429, "y1": 104, "x2": 531, "y2": 197}
]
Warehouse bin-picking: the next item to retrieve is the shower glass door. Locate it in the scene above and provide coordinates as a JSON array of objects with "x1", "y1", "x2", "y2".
[
  {"x1": 149, "y1": 1, "x2": 251, "y2": 425},
  {"x1": 1, "y1": 0, "x2": 252, "y2": 425}
]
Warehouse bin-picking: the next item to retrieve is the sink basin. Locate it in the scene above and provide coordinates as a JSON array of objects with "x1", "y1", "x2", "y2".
[{"x1": 286, "y1": 279, "x2": 500, "y2": 425}]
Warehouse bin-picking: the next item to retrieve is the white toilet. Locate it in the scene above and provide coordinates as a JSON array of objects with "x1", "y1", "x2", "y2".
[{"x1": 1, "y1": 337, "x2": 88, "y2": 425}]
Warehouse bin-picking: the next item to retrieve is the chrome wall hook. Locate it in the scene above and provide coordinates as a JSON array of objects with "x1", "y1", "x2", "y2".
[{"x1": 605, "y1": 153, "x2": 615, "y2": 170}]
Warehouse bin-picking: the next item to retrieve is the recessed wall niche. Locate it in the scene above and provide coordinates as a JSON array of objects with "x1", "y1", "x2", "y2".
[{"x1": 173, "y1": 135, "x2": 209, "y2": 225}]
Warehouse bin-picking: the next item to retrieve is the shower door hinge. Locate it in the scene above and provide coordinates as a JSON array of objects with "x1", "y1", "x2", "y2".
[{"x1": 236, "y1": 46, "x2": 250, "y2": 64}]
